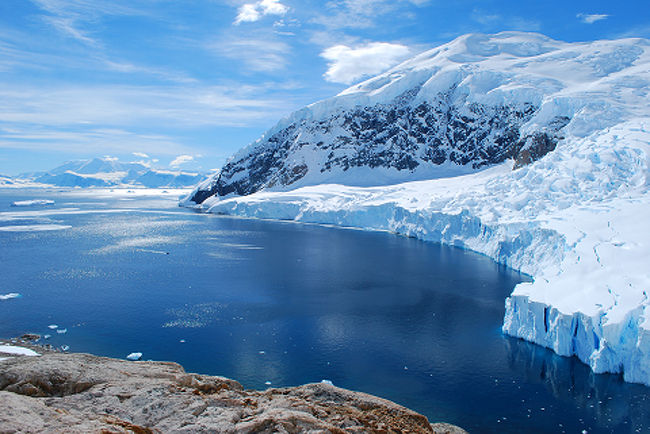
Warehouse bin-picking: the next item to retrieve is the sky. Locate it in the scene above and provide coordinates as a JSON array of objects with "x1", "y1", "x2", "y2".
[{"x1": 0, "y1": 0, "x2": 648, "y2": 175}]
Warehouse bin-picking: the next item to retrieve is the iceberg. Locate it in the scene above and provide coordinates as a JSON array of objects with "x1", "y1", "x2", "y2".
[
  {"x1": 0, "y1": 345, "x2": 40, "y2": 357},
  {"x1": 10, "y1": 200, "x2": 54, "y2": 207},
  {"x1": 126, "y1": 352, "x2": 143, "y2": 361},
  {"x1": 0, "y1": 293, "x2": 20, "y2": 300}
]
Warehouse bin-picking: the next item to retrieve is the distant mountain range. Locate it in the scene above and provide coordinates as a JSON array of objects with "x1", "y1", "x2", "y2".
[{"x1": 6, "y1": 157, "x2": 206, "y2": 188}]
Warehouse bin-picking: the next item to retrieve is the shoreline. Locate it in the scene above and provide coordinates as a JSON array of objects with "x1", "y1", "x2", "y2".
[{"x1": 0, "y1": 336, "x2": 467, "y2": 433}]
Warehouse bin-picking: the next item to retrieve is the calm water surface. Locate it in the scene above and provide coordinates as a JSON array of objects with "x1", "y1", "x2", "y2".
[{"x1": 0, "y1": 188, "x2": 649, "y2": 433}]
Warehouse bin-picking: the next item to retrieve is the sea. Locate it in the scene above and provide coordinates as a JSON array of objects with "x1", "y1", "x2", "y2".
[{"x1": 0, "y1": 188, "x2": 649, "y2": 433}]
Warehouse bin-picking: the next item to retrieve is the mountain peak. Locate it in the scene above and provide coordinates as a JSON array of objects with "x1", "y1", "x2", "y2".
[{"x1": 188, "y1": 32, "x2": 650, "y2": 204}]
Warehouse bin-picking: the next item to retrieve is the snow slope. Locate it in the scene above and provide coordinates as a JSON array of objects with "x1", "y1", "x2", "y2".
[{"x1": 185, "y1": 32, "x2": 650, "y2": 385}]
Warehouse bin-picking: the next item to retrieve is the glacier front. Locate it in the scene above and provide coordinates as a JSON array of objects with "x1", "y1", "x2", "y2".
[{"x1": 183, "y1": 32, "x2": 650, "y2": 385}]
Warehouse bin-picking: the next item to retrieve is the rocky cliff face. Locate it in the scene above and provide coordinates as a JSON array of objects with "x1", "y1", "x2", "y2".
[
  {"x1": 0, "y1": 348, "x2": 465, "y2": 433},
  {"x1": 191, "y1": 91, "x2": 568, "y2": 204}
]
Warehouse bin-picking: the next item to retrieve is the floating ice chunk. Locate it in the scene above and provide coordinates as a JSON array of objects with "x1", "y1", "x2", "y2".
[
  {"x1": 264, "y1": 381, "x2": 272, "y2": 385},
  {"x1": 61, "y1": 345, "x2": 69, "y2": 352},
  {"x1": 0, "y1": 293, "x2": 20, "y2": 300},
  {"x1": 56, "y1": 328, "x2": 67, "y2": 334},
  {"x1": 0, "y1": 225, "x2": 71, "y2": 232},
  {"x1": 179, "y1": 339, "x2": 186, "y2": 343},
  {"x1": 126, "y1": 352, "x2": 142, "y2": 361},
  {"x1": 0, "y1": 345, "x2": 40, "y2": 356},
  {"x1": 321, "y1": 379, "x2": 334, "y2": 386},
  {"x1": 10, "y1": 200, "x2": 54, "y2": 207},
  {"x1": 258, "y1": 350, "x2": 265, "y2": 355},
  {"x1": 43, "y1": 334, "x2": 51, "y2": 339},
  {"x1": 48, "y1": 325, "x2": 58, "y2": 329}
]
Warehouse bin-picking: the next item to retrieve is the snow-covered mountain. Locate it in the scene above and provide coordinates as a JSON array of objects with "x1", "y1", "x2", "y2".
[
  {"x1": 17, "y1": 157, "x2": 205, "y2": 188},
  {"x1": 0, "y1": 175, "x2": 15, "y2": 186},
  {"x1": 188, "y1": 31, "x2": 647, "y2": 204},
  {"x1": 185, "y1": 32, "x2": 650, "y2": 386}
]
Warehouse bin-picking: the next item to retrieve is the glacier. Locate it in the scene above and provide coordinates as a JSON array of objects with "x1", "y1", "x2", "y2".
[{"x1": 183, "y1": 32, "x2": 650, "y2": 385}]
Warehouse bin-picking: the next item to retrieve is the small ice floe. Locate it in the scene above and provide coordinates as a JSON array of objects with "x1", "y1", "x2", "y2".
[
  {"x1": 264, "y1": 381, "x2": 272, "y2": 386},
  {"x1": 10, "y1": 199, "x2": 55, "y2": 207},
  {"x1": 179, "y1": 339, "x2": 186, "y2": 343},
  {"x1": 43, "y1": 334, "x2": 51, "y2": 340},
  {"x1": 60, "y1": 345, "x2": 70, "y2": 352},
  {"x1": 56, "y1": 328, "x2": 67, "y2": 334},
  {"x1": 126, "y1": 352, "x2": 142, "y2": 361},
  {"x1": 136, "y1": 248, "x2": 170, "y2": 255},
  {"x1": 321, "y1": 379, "x2": 334, "y2": 386},
  {"x1": 48, "y1": 325, "x2": 58, "y2": 329},
  {"x1": 0, "y1": 293, "x2": 20, "y2": 300},
  {"x1": 258, "y1": 350, "x2": 265, "y2": 355},
  {"x1": 0, "y1": 345, "x2": 40, "y2": 357},
  {"x1": 0, "y1": 224, "x2": 71, "y2": 232}
]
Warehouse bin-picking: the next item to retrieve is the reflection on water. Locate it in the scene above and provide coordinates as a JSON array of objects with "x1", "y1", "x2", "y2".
[{"x1": 506, "y1": 337, "x2": 650, "y2": 432}]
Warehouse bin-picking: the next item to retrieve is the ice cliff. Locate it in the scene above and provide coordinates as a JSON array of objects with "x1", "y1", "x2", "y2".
[{"x1": 184, "y1": 32, "x2": 650, "y2": 385}]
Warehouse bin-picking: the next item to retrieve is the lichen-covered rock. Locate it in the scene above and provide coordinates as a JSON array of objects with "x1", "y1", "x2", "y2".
[{"x1": 0, "y1": 352, "x2": 466, "y2": 433}]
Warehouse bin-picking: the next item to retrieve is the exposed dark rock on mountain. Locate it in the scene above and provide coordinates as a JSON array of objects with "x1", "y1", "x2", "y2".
[{"x1": 190, "y1": 87, "x2": 570, "y2": 203}]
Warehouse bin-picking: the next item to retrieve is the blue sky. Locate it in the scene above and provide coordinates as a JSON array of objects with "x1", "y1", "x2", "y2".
[{"x1": 0, "y1": 0, "x2": 647, "y2": 175}]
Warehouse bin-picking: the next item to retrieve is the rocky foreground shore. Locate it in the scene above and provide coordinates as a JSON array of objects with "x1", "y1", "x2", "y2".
[{"x1": 0, "y1": 341, "x2": 466, "y2": 433}]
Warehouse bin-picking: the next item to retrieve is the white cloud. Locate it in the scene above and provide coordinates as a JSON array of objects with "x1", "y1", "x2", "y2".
[
  {"x1": 235, "y1": 0, "x2": 289, "y2": 25},
  {"x1": 133, "y1": 152, "x2": 149, "y2": 158},
  {"x1": 170, "y1": 155, "x2": 194, "y2": 168},
  {"x1": 577, "y1": 13, "x2": 609, "y2": 24},
  {"x1": 321, "y1": 42, "x2": 411, "y2": 84}
]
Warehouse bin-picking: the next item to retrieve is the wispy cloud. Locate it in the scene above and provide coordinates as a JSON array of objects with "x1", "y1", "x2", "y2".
[
  {"x1": 0, "y1": 126, "x2": 192, "y2": 156},
  {"x1": 0, "y1": 81, "x2": 295, "y2": 156},
  {"x1": 170, "y1": 154, "x2": 194, "y2": 168},
  {"x1": 469, "y1": 9, "x2": 541, "y2": 32},
  {"x1": 321, "y1": 42, "x2": 411, "y2": 84},
  {"x1": 577, "y1": 13, "x2": 609, "y2": 24},
  {"x1": 211, "y1": 36, "x2": 291, "y2": 72},
  {"x1": 30, "y1": 0, "x2": 144, "y2": 46},
  {"x1": 234, "y1": 0, "x2": 289, "y2": 25},
  {"x1": 0, "y1": 84, "x2": 285, "y2": 127},
  {"x1": 133, "y1": 152, "x2": 149, "y2": 158},
  {"x1": 313, "y1": 0, "x2": 428, "y2": 29}
]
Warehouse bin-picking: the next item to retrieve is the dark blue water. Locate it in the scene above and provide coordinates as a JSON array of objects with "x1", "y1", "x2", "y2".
[{"x1": 1, "y1": 189, "x2": 649, "y2": 433}]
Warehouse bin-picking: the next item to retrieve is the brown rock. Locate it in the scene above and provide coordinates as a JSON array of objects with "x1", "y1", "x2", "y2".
[{"x1": 0, "y1": 352, "x2": 467, "y2": 433}]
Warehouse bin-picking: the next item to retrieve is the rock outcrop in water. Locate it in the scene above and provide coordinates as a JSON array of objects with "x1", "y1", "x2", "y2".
[{"x1": 0, "y1": 348, "x2": 466, "y2": 433}]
